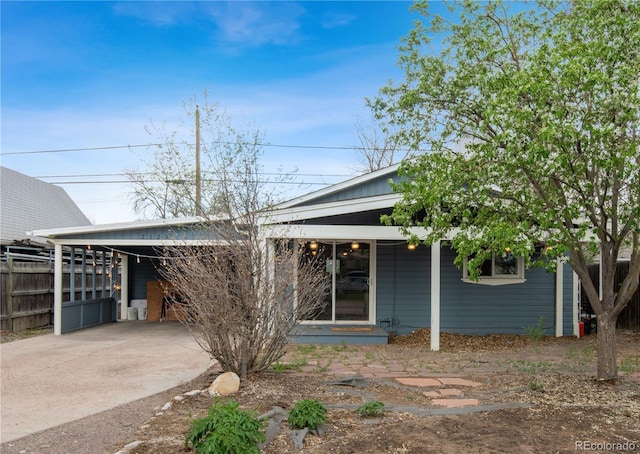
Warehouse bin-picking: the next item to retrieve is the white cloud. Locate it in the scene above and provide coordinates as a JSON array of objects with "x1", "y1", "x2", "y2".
[
  {"x1": 204, "y1": 2, "x2": 306, "y2": 48},
  {"x1": 321, "y1": 11, "x2": 356, "y2": 29}
]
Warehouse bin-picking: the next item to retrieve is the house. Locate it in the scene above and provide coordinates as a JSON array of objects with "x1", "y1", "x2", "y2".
[
  {"x1": 32, "y1": 164, "x2": 578, "y2": 347},
  {"x1": 1, "y1": 166, "x2": 91, "y2": 257}
]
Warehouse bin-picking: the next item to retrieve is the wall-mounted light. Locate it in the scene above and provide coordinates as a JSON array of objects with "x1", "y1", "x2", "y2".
[
  {"x1": 351, "y1": 241, "x2": 360, "y2": 250},
  {"x1": 309, "y1": 241, "x2": 318, "y2": 251},
  {"x1": 505, "y1": 247, "x2": 512, "y2": 252},
  {"x1": 136, "y1": 255, "x2": 141, "y2": 264},
  {"x1": 407, "y1": 243, "x2": 417, "y2": 251},
  {"x1": 342, "y1": 251, "x2": 348, "y2": 256},
  {"x1": 87, "y1": 245, "x2": 91, "y2": 251}
]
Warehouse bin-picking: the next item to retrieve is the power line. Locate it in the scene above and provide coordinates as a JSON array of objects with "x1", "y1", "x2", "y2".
[
  {"x1": 2, "y1": 141, "x2": 418, "y2": 156},
  {"x1": 1, "y1": 144, "x2": 163, "y2": 155},
  {"x1": 37, "y1": 178, "x2": 335, "y2": 186},
  {"x1": 34, "y1": 171, "x2": 352, "y2": 179}
]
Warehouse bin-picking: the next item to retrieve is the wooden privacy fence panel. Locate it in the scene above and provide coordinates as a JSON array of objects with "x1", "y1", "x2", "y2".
[
  {"x1": 583, "y1": 262, "x2": 640, "y2": 332},
  {"x1": 1, "y1": 259, "x2": 109, "y2": 332},
  {"x1": 1, "y1": 259, "x2": 53, "y2": 332}
]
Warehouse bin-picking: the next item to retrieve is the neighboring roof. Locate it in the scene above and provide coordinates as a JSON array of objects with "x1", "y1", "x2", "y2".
[{"x1": 0, "y1": 167, "x2": 91, "y2": 245}]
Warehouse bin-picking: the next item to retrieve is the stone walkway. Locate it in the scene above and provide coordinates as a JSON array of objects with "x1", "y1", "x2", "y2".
[{"x1": 288, "y1": 348, "x2": 488, "y2": 410}]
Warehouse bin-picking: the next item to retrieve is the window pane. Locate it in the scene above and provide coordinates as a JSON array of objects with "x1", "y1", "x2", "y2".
[
  {"x1": 495, "y1": 252, "x2": 517, "y2": 275},
  {"x1": 479, "y1": 259, "x2": 493, "y2": 276}
]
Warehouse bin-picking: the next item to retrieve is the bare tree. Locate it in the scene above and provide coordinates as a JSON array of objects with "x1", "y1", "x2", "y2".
[
  {"x1": 155, "y1": 102, "x2": 326, "y2": 378},
  {"x1": 353, "y1": 116, "x2": 409, "y2": 173},
  {"x1": 126, "y1": 93, "x2": 252, "y2": 219}
]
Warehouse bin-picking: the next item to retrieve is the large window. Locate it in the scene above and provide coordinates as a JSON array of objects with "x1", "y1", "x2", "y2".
[
  {"x1": 305, "y1": 241, "x2": 372, "y2": 323},
  {"x1": 462, "y1": 250, "x2": 525, "y2": 286}
]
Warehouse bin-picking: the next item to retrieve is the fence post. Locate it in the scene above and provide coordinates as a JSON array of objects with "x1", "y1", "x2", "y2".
[{"x1": 6, "y1": 257, "x2": 14, "y2": 332}]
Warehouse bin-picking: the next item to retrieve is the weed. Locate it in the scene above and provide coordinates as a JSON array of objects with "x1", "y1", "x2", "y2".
[
  {"x1": 523, "y1": 316, "x2": 547, "y2": 341},
  {"x1": 296, "y1": 344, "x2": 317, "y2": 355},
  {"x1": 620, "y1": 355, "x2": 640, "y2": 375},
  {"x1": 528, "y1": 381, "x2": 545, "y2": 392},
  {"x1": 505, "y1": 358, "x2": 550, "y2": 374},
  {"x1": 357, "y1": 401, "x2": 386, "y2": 418},
  {"x1": 332, "y1": 341, "x2": 348, "y2": 352},
  {"x1": 270, "y1": 357, "x2": 308, "y2": 373},
  {"x1": 288, "y1": 399, "x2": 328, "y2": 430},
  {"x1": 185, "y1": 399, "x2": 264, "y2": 454}
]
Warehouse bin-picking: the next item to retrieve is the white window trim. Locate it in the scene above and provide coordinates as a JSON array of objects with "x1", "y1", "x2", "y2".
[{"x1": 462, "y1": 254, "x2": 526, "y2": 286}]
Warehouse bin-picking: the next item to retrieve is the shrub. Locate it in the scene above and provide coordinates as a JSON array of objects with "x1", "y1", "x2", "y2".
[
  {"x1": 185, "y1": 399, "x2": 265, "y2": 454},
  {"x1": 287, "y1": 399, "x2": 327, "y2": 430},
  {"x1": 357, "y1": 401, "x2": 386, "y2": 417}
]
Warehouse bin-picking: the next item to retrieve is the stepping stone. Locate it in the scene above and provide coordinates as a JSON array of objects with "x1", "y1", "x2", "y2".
[
  {"x1": 423, "y1": 391, "x2": 441, "y2": 398},
  {"x1": 395, "y1": 377, "x2": 442, "y2": 387},
  {"x1": 432, "y1": 398, "x2": 479, "y2": 408},
  {"x1": 437, "y1": 377, "x2": 481, "y2": 387},
  {"x1": 438, "y1": 388, "x2": 463, "y2": 396}
]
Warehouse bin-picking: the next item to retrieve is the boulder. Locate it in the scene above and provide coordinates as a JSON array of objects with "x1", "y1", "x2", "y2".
[{"x1": 208, "y1": 371, "x2": 240, "y2": 396}]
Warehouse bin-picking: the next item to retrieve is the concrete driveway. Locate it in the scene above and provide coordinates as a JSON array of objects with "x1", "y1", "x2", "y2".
[{"x1": 0, "y1": 321, "x2": 212, "y2": 443}]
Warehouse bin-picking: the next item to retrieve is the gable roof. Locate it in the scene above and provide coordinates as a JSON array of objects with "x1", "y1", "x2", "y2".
[
  {"x1": 276, "y1": 163, "x2": 401, "y2": 209},
  {"x1": 0, "y1": 167, "x2": 91, "y2": 245}
]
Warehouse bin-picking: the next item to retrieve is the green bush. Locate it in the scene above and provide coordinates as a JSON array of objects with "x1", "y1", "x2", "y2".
[
  {"x1": 287, "y1": 399, "x2": 328, "y2": 430},
  {"x1": 185, "y1": 399, "x2": 265, "y2": 454},
  {"x1": 357, "y1": 401, "x2": 385, "y2": 417}
]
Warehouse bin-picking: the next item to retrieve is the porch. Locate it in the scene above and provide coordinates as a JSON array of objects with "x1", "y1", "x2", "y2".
[{"x1": 290, "y1": 325, "x2": 389, "y2": 345}]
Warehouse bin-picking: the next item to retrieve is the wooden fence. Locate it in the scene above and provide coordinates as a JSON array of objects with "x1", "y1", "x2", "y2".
[
  {"x1": 1, "y1": 259, "x2": 107, "y2": 332},
  {"x1": 583, "y1": 261, "x2": 640, "y2": 332}
]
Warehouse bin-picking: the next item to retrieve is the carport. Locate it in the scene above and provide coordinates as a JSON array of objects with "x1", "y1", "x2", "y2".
[{"x1": 31, "y1": 217, "x2": 216, "y2": 335}]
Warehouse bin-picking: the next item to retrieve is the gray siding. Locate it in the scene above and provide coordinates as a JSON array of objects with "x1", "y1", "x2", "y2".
[
  {"x1": 439, "y1": 247, "x2": 557, "y2": 335},
  {"x1": 375, "y1": 242, "x2": 430, "y2": 335},
  {"x1": 130, "y1": 258, "x2": 161, "y2": 300},
  {"x1": 295, "y1": 172, "x2": 401, "y2": 207},
  {"x1": 374, "y1": 244, "x2": 567, "y2": 336}
]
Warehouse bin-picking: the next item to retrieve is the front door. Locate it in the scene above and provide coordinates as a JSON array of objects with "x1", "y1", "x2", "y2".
[{"x1": 309, "y1": 241, "x2": 373, "y2": 323}]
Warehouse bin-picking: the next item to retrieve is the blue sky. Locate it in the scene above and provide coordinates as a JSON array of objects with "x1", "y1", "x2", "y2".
[{"x1": 1, "y1": 1, "x2": 430, "y2": 224}]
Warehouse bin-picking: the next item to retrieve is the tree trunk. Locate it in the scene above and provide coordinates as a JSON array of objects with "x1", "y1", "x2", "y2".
[
  {"x1": 596, "y1": 314, "x2": 618, "y2": 381},
  {"x1": 240, "y1": 339, "x2": 248, "y2": 381}
]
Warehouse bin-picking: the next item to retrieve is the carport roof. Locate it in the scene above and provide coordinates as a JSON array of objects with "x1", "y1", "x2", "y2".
[{"x1": 30, "y1": 216, "x2": 221, "y2": 246}]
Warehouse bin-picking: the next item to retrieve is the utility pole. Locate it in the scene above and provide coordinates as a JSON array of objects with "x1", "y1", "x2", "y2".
[{"x1": 195, "y1": 105, "x2": 202, "y2": 216}]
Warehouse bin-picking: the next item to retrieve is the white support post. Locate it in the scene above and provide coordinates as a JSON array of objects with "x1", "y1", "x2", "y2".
[
  {"x1": 430, "y1": 240, "x2": 441, "y2": 351},
  {"x1": 54, "y1": 243, "x2": 63, "y2": 335},
  {"x1": 81, "y1": 249, "x2": 87, "y2": 300},
  {"x1": 120, "y1": 255, "x2": 129, "y2": 321},
  {"x1": 69, "y1": 247, "x2": 76, "y2": 302},
  {"x1": 573, "y1": 270, "x2": 580, "y2": 337},
  {"x1": 555, "y1": 258, "x2": 564, "y2": 337}
]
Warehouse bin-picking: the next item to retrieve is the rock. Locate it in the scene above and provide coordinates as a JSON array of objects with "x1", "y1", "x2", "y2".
[
  {"x1": 173, "y1": 395, "x2": 185, "y2": 402},
  {"x1": 161, "y1": 402, "x2": 172, "y2": 411},
  {"x1": 291, "y1": 428, "x2": 309, "y2": 448},
  {"x1": 185, "y1": 389, "x2": 202, "y2": 396},
  {"x1": 115, "y1": 440, "x2": 143, "y2": 454},
  {"x1": 208, "y1": 371, "x2": 240, "y2": 396}
]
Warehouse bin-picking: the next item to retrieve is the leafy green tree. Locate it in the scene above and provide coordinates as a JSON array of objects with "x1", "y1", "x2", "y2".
[{"x1": 370, "y1": 0, "x2": 639, "y2": 381}]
